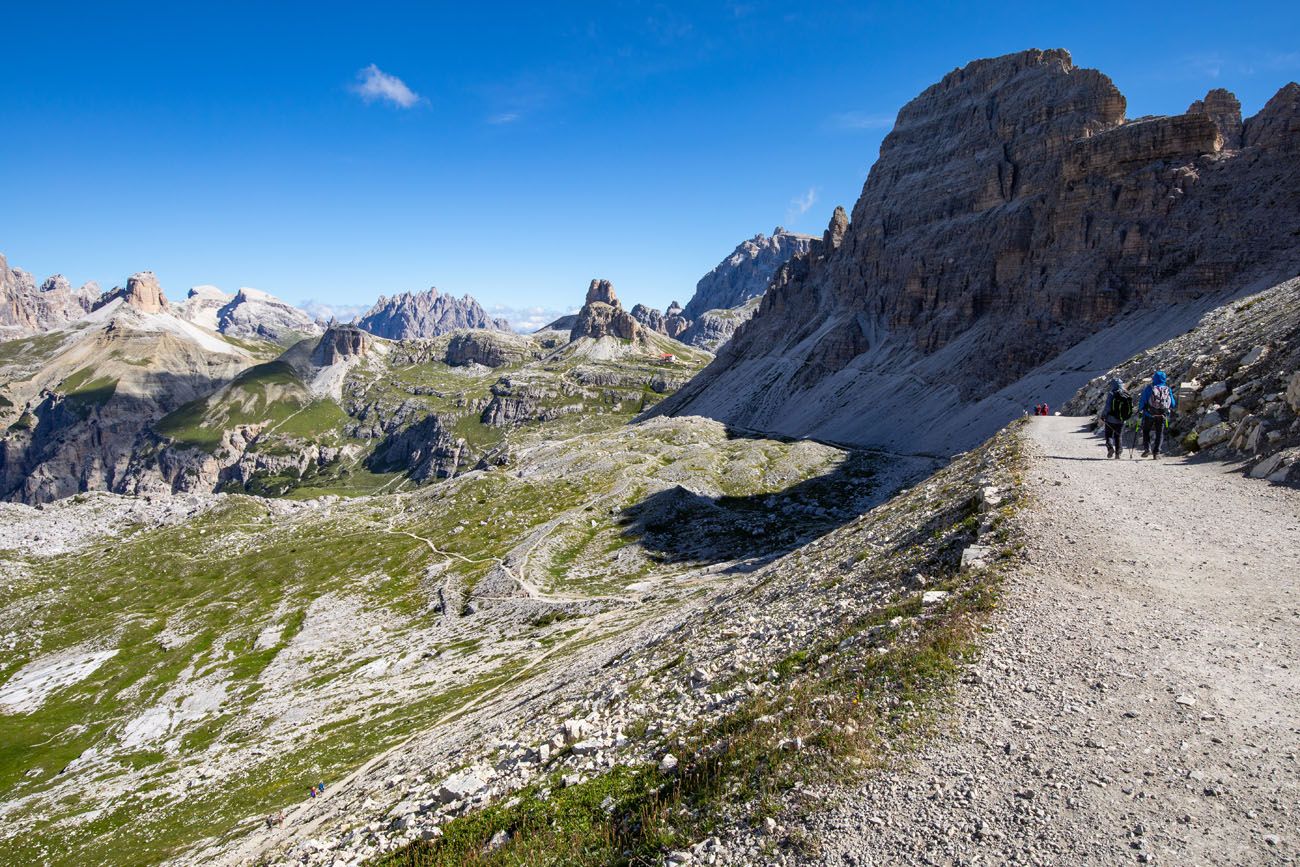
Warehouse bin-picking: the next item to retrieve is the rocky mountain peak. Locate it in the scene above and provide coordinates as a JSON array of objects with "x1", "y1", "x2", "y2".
[
  {"x1": 1243, "y1": 81, "x2": 1300, "y2": 148},
  {"x1": 631, "y1": 302, "x2": 690, "y2": 341},
  {"x1": 570, "y1": 279, "x2": 643, "y2": 342},
  {"x1": 823, "y1": 206, "x2": 849, "y2": 253},
  {"x1": 356, "y1": 287, "x2": 511, "y2": 340},
  {"x1": 681, "y1": 228, "x2": 815, "y2": 322},
  {"x1": 97, "y1": 271, "x2": 169, "y2": 314},
  {"x1": 312, "y1": 324, "x2": 370, "y2": 366},
  {"x1": 39, "y1": 275, "x2": 72, "y2": 295},
  {"x1": 1187, "y1": 88, "x2": 1243, "y2": 149},
  {"x1": 584, "y1": 279, "x2": 619, "y2": 307}
]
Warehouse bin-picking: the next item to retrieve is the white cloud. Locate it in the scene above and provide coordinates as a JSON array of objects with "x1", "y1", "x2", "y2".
[
  {"x1": 489, "y1": 304, "x2": 578, "y2": 333},
  {"x1": 787, "y1": 187, "x2": 818, "y2": 222},
  {"x1": 297, "y1": 299, "x2": 369, "y2": 324},
  {"x1": 487, "y1": 111, "x2": 521, "y2": 125},
  {"x1": 351, "y1": 64, "x2": 421, "y2": 108},
  {"x1": 828, "y1": 110, "x2": 895, "y2": 131}
]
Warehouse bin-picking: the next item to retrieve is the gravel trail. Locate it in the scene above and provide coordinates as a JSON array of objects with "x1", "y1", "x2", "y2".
[{"x1": 808, "y1": 415, "x2": 1300, "y2": 865}]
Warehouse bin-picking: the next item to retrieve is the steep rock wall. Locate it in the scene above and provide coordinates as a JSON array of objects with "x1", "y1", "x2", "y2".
[{"x1": 652, "y1": 49, "x2": 1300, "y2": 455}]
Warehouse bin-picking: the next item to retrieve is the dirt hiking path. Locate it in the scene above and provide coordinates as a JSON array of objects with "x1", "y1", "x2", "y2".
[{"x1": 808, "y1": 416, "x2": 1300, "y2": 865}]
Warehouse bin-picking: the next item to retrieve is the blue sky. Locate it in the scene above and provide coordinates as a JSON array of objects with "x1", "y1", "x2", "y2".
[{"x1": 1, "y1": 1, "x2": 1296, "y2": 326}]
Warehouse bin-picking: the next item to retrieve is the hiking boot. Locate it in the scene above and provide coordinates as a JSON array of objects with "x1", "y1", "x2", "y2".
[
  {"x1": 1152, "y1": 452, "x2": 1160, "y2": 460},
  {"x1": 1106, "y1": 446, "x2": 1115, "y2": 458},
  {"x1": 1140, "y1": 449, "x2": 1150, "y2": 458}
]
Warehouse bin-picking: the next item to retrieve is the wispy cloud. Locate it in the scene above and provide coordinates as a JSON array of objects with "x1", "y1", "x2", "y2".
[
  {"x1": 787, "y1": 187, "x2": 818, "y2": 222},
  {"x1": 828, "y1": 110, "x2": 895, "y2": 131},
  {"x1": 1185, "y1": 52, "x2": 1225, "y2": 80},
  {"x1": 351, "y1": 64, "x2": 421, "y2": 108},
  {"x1": 487, "y1": 111, "x2": 521, "y2": 125}
]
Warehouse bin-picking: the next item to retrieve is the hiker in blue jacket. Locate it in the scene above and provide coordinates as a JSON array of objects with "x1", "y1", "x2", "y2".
[
  {"x1": 1101, "y1": 378, "x2": 1131, "y2": 459},
  {"x1": 1138, "y1": 370, "x2": 1176, "y2": 459}
]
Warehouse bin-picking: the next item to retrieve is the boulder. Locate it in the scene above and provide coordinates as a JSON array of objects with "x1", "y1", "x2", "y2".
[
  {"x1": 1200, "y1": 381, "x2": 1230, "y2": 403},
  {"x1": 433, "y1": 770, "x2": 487, "y2": 805},
  {"x1": 1197, "y1": 422, "x2": 1233, "y2": 448}
]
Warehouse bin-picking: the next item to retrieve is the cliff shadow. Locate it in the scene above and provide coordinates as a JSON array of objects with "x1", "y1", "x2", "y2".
[{"x1": 617, "y1": 450, "x2": 894, "y2": 571}]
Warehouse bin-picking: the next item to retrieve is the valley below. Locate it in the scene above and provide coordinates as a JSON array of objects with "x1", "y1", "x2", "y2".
[{"x1": 2, "y1": 41, "x2": 1298, "y2": 867}]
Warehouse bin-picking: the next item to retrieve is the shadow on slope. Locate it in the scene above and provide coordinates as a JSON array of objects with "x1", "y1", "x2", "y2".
[{"x1": 618, "y1": 449, "x2": 883, "y2": 570}]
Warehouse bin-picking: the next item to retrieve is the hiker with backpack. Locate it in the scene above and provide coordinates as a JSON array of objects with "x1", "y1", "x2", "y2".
[
  {"x1": 1102, "y1": 377, "x2": 1132, "y2": 458},
  {"x1": 1138, "y1": 370, "x2": 1176, "y2": 459}
]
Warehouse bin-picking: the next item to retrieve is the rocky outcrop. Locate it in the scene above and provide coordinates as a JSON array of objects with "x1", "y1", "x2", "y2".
[
  {"x1": 1243, "y1": 82, "x2": 1300, "y2": 149},
  {"x1": 676, "y1": 301, "x2": 760, "y2": 352},
  {"x1": 0, "y1": 255, "x2": 98, "y2": 334},
  {"x1": 681, "y1": 229, "x2": 815, "y2": 321},
  {"x1": 356, "y1": 288, "x2": 511, "y2": 339},
  {"x1": 1187, "y1": 88, "x2": 1243, "y2": 149},
  {"x1": 366, "y1": 413, "x2": 467, "y2": 481},
  {"x1": 569, "y1": 280, "x2": 643, "y2": 342},
  {"x1": 631, "y1": 301, "x2": 689, "y2": 340},
  {"x1": 96, "y1": 272, "x2": 169, "y2": 314},
  {"x1": 652, "y1": 49, "x2": 1300, "y2": 455},
  {"x1": 445, "y1": 331, "x2": 534, "y2": 368},
  {"x1": 312, "y1": 325, "x2": 370, "y2": 366}
]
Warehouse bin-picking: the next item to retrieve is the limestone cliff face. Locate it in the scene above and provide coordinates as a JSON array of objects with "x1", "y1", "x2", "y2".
[
  {"x1": 632, "y1": 229, "x2": 814, "y2": 351},
  {"x1": 311, "y1": 325, "x2": 370, "y2": 366},
  {"x1": 96, "y1": 272, "x2": 170, "y2": 314},
  {"x1": 444, "y1": 331, "x2": 535, "y2": 368},
  {"x1": 570, "y1": 280, "x2": 644, "y2": 342},
  {"x1": 0, "y1": 255, "x2": 98, "y2": 334},
  {"x1": 356, "y1": 288, "x2": 511, "y2": 339},
  {"x1": 631, "y1": 302, "x2": 689, "y2": 340},
  {"x1": 653, "y1": 49, "x2": 1300, "y2": 455},
  {"x1": 682, "y1": 229, "x2": 815, "y2": 321}
]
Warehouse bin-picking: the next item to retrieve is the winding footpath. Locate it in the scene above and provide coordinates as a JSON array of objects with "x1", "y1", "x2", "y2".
[{"x1": 811, "y1": 415, "x2": 1300, "y2": 865}]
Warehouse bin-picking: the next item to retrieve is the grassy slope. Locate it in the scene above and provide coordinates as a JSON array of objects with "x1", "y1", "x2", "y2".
[
  {"x1": 0, "y1": 415, "x2": 853, "y2": 866},
  {"x1": 151, "y1": 333, "x2": 712, "y2": 498},
  {"x1": 377, "y1": 424, "x2": 1028, "y2": 866}
]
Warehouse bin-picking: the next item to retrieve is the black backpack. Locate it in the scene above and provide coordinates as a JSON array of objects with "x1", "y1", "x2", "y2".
[{"x1": 1112, "y1": 391, "x2": 1134, "y2": 422}]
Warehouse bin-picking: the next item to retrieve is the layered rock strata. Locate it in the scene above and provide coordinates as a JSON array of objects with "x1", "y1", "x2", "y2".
[{"x1": 652, "y1": 49, "x2": 1300, "y2": 455}]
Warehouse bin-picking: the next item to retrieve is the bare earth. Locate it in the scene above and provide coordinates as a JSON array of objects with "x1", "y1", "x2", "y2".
[{"x1": 808, "y1": 416, "x2": 1299, "y2": 866}]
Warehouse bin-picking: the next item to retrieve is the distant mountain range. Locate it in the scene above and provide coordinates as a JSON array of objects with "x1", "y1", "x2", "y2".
[
  {"x1": 5, "y1": 225, "x2": 810, "y2": 352},
  {"x1": 354, "y1": 287, "x2": 512, "y2": 339}
]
